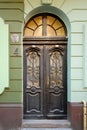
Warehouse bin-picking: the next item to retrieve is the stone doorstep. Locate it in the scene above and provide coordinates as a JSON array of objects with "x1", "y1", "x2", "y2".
[
  {"x1": 22, "y1": 120, "x2": 72, "y2": 128},
  {"x1": 21, "y1": 128, "x2": 73, "y2": 130}
]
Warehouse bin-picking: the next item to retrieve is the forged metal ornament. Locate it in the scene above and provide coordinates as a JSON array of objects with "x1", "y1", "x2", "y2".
[
  {"x1": 26, "y1": 51, "x2": 40, "y2": 88},
  {"x1": 50, "y1": 51, "x2": 62, "y2": 88}
]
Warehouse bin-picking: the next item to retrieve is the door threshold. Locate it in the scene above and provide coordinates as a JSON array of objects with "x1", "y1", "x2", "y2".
[{"x1": 22, "y1": 119, "x2": 71, "y2": 128}]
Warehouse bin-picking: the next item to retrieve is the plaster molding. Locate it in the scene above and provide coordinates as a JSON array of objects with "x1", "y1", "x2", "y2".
[
  {"x1": 83, "y1": 23, "x2": 87, "y2": 88},
  {"x1": 41, "y1": 0, "x2": 53, "y2": 4}
]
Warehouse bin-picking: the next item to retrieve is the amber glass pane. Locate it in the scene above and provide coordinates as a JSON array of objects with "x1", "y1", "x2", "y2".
[
  {"x1": 34, "y1": 26, "x2": 42, "y2": 36},
  {"x1": 56, "y1": 28, "x2": 65, "y2": 36},
  {"x1": 24, "y1": 28, "x2": 33, "y2": 36},
  {"x1": 47, "y1": 26, "x2": 56, "y2": 36},
  {"x1": 27, "y1": 20, "x2": 37, "y2": 30},
  {"x1": 47, "y1": 16, "x2": 55, "y2": 25},
  {"x1": 34, "y1": 16, "x2": 42, "y2": 26},
  {"x1": 52, "y1": 20, "x2": 62, "y2": 30}
]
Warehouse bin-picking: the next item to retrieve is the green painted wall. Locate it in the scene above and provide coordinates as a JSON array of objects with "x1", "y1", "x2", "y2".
[
  {"x1": 0, "y1": 1, "x2": 24, "y2": 103},
  {"x1": 0, "y1": 0, "x2": 87, "y2": 104}
]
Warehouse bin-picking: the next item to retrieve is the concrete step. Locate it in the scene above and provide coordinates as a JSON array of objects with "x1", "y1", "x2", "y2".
[
  {"x1": 21, "y1": 128, "x2": 73, "y2": 130},
  {"x1": 21, "y1": 120, "x2": 73, "y2": 129}
]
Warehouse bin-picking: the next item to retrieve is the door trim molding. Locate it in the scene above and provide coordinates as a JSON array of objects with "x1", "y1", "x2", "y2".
[{"x1": 23, "y1": 37, "x2": 67, "y2": 45}]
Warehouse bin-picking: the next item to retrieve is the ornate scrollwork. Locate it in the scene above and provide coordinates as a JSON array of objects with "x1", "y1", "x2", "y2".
[
  {"x1": 26, "y1": 49, "x2": 40, "y2": 88},
  {"x1": 54, "y1": 85, "x2": 64, "y2": 93},
  {"x1": 49, "y1": 48, "x2": 64, "y2": 89},
  {"x1": 30, "y1": 86, "x2": 37, "y2": 93}
]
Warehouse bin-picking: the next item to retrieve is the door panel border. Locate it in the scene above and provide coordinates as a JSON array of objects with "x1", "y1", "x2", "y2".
[{"x1": 23, "y1": 37, "x2": 67, "y2": 119}]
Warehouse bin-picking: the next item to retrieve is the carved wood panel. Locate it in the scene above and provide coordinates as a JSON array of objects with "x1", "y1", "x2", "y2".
[
  {"x1": 46, "y1": 46, "x2": 67, "y2": 118},
  {"x1": 23, "y1": 44, "x2": 67, "y2": 119}
]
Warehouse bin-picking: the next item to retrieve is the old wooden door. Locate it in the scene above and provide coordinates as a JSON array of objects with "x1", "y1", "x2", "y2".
[
  {"x1": 23, "y1": 14, "x2": 67, "y2": 119},
  {"x1": 23, "y1": 38, "x2": 67, "y2": 119}
]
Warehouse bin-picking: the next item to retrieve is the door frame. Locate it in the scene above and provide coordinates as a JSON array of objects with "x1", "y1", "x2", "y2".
[
  {"x1": 23, "y1": 36, "x2": 67, "y2": 119},
  {"x1": 23, "y1": 37, "x2": 67, "y2": 45},
  {"x1": 24, "y1": 5, "x2": 71, "y2": 102}
]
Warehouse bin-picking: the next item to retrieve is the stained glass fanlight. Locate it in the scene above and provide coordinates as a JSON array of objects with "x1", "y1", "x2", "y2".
[{"x1": 24, "y1": 14, "x2": 67, "y2": 37}]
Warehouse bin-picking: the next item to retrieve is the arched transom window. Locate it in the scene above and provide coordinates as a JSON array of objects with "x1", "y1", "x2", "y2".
[{"x1": 24, "y1": 14, "x2": 67, "y2": 37}]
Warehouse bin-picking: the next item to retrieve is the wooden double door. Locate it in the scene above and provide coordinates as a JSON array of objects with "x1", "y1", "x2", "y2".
[{"x1": 23, "y1": 38, "x2": 67, "y2": 119}]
